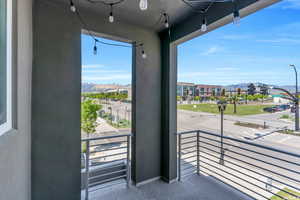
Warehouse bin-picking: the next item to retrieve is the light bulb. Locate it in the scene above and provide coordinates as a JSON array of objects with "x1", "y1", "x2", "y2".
[
  {"x1": 233, "y1": 10, "x2": 240, "y2": 25},
  {"x1": 93, "y1": 45, "x2": 97, "y2": 55},
  {"x1": 70, "y1": 0, "x2": 76, "y2": 12},
  {"x1": 139, "y1": 0, "x2": 148, "y2": 11},
  {"x1": 142, "y1": 51, "x2": 147, "y2": 59},
  {"x1": 165, "y1": 20, "x2": 169, "y2": 28},
  {"x1": 109, "y1": 13, "x2": 114, "y2": 23},
  {"x1": 201, "y1": 18, "x2": 207, "y2": 32}
]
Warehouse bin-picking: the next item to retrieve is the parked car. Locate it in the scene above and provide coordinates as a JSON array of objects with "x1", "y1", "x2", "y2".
[
  {"x1": 263, "y1": 106, "x2": 277, "y2": 113},
  {"x1": 278, "y1": 104, "x2": 290, "y2": 110}
]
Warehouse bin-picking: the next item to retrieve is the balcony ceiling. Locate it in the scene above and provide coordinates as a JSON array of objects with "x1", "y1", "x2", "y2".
[{"x1": 54, "y1": 0, "x2": 230, "y2": 31}]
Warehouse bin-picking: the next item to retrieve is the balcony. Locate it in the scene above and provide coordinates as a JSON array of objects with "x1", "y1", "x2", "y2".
[
  {"x1": 81, "y1": 133, "x2": 250, "y2": 200},
  {"x1": 80, "y1": 129, "x2": 300, "y2": 200}
]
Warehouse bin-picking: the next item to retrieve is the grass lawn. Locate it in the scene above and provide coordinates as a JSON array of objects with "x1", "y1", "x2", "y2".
[
  {"x1": 270, "y1": 188, "x2": 300, "y2": 200},
  {"x1": 177, "y1": 104, "x2": 272, "y2": 116}
]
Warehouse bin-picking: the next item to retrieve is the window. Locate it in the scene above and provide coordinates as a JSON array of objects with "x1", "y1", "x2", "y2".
[{"x1": 0, "y1": 0, "x2": 12, "y2": 135}]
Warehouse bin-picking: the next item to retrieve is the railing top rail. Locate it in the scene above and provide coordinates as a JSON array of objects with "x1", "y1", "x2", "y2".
[
  {"x1": 177, "y1": 129, "x2": 300, "y2": 158},
  {"x1": 81, "y1": 133, "x2": 132, "y2": 142}
]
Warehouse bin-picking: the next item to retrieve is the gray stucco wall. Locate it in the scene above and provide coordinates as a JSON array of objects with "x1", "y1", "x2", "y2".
[
  {"x1": 32, "y1": 0, "x2": 161, "y2": 199},
  {"x1": 0, "y1": 0, "x2": 32, "y2": 200}
]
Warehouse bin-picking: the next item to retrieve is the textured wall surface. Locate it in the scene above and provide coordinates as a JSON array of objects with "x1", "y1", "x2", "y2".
[
  {"x1": 32, "y1": 0, "x2": 161, "y2": 199},
  {"x1": 0, "y1": 0, "x2": 32, "y2": 199}
]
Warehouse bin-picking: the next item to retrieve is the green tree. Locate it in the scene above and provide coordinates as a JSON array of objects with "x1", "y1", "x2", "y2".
[
  {"x1": 247, "y1": 83, "x2": 256, "y2": 95},
  {"x1": 221, "y1": 88, "x2": 226, "y2": 96},
  {"x1": 81, "y1": 100, "x2": 101, "y2": 136},
  {"x1": 237, "y1": 88, "x2": 241, "y2": 96}
]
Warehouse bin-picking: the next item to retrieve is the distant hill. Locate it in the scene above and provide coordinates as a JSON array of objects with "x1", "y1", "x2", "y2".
[
  {"x1": 82, "y1": 83, "x2": 131, "y2": 93},
  {"x1": 82, "y1": 82, "x2": 296, "y2": 93}
]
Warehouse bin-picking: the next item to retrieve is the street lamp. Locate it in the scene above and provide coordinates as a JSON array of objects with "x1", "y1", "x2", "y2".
[
  {"x1": 270, "y1": 86, "x2": 299, "y2": 131},
  {"x1": 217, "y1": 99, "x2": 227, "y2": 165},
  {"x1": 290, "y1": 64, "x2": 298, "y2": 95}
]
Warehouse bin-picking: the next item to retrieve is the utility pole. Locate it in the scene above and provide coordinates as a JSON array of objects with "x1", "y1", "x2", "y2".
[
  {"x1": 290, "y1": 64, "x2": 299, "y2": 131},
  {"x1": 218, "y1": 100, "x2": 227, "y2": 165}
]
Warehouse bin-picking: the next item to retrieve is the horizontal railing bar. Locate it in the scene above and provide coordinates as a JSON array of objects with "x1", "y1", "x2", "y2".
[
  {"x1": 91, "y1": 158, "x2": 127, "y2": 166},
  {"x1": 176, "y1": 130, "x2": 198, "y2": 135},
  {"x1": 199, "y1": 139, "x2": 300, "y2": 176},
  {"x1": 200, "y1": 154, "x2": 300, "y2": 199},
  {"x1": 82, "y1": 133, "x2": 132, "y2": 142},
  {"x1": 89, "y1": 181, "x2": 125, "y2": 193},
  {"x1": 196, "y1": 130, "x2": 300, "y2": 158},
  {"x1": 200, "y1": 149, "x2": 300, "y2": 192},
  {"x1": 89, "y1": 169, "x2": 127, "y2": 181},
  {"x1": 181, "y1": 140, "x2": 197, "y2": 146},
  {"x1": 181, "y1": 159, "x2": 197, "y2": 167},
  {"x1": 90, "y1": 141, "x2": 127, "y2": 147},
  {"x1": 200, "y1": 166, "x2": 269, "y2": 200},
  {"x1": 87, "y1": 163, "x2": 126, "y2": 172},
  {"x1": 90, "y1": 152, "x2": 127, "y2": 160},
  {"x1": 88, "y1": 175, "x2": 126, "y2": 188},
  {"x1": 181, "y1": 135, "x2": 197, "y2": 140},
  {"x1": 199, "y1": 135, "x2": 300, "y2": 167},
  {"x1": 200, "y1": 160, "x2": 288, "y2": 200},
  {"x1": 199, "y1": 144, "x2": 300, "y2": 184},
  {"x1": 181, "y1": 145, "x2": 197, "y2": 151},
  {"x1": 181, "y1": 154, "x2": 197, "y2": 160},
  {"x1": 181, "y1": 149, "x2": 197, "y2": 155},
  {"x1": 89, "y1": 146, "x2": 127, "y2": 154}
]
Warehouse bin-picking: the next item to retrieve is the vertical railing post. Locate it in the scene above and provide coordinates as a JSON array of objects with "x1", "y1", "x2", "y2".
[
  {"x1": 197, "y1": 131, "x2": 200, "y2": 175},
  {"x1": 178, "y1": 134, "x2": 182, "y2": 182},
  {"x1": 220, "y1": 110, "x2": 225, "y2": 165},
  {"x1": 85, "y1": 140, "x2": 90, "y2": 200},
  {"x1": 126, "y1": 135, "x2": 131, "y2": 188}
]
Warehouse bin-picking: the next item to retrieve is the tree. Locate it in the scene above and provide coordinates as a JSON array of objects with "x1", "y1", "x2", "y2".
[
  {"x1": 221, "y1": 88, "x2": 226, "y2": 97},
  {"x1": 229, "y1": 95, "x2": 238, "y2": 113},
  {"x1": 212, "y1": 89, "x2": 216, "y2": 97},
  {"x1": 237, "y1": 88, "x2": 241, "y2": 96},
  {"x1": 247, "y1": 83, "x2": 256, "y2": 95},
  {"x1": 260, "y1": 84, "x2": 269, "y2": 95},
  {"x1": 81, "y1": 100, "x2": 101, "y2": 136}
]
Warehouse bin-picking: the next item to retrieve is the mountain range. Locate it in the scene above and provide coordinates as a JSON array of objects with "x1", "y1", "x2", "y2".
[{"x1": 82, "y1": 82, "x2": 296, "y2": 93}]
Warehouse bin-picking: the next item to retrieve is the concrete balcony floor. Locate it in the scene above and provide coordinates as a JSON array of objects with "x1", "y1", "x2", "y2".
[{"x1": 83, "y1": 174, "x2": 253, "y2": 200}]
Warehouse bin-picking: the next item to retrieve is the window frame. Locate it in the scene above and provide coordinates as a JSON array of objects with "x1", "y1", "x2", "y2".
[{"x1": 0, "y1": 0, "x2": 13, "y2": 135}]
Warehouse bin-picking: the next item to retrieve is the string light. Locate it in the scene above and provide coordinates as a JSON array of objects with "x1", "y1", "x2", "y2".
[
  {"x1": 109, "y1": 4, "x2": 114, "y2": 23},
  {"x1": 163, "y1": 13, "x2": 169, "y2": 28},
  {"x1": 93, "y1": 40, "x2": 98, "y2": 55},
  {"x1": 70, "y1": 0, "x2": 76, "y2": 12},
  {"x1": 139, "y1": 0, "x2": 148, "y2": 11},
  {"x1": 233, "y1": 0, "x2": 240, "y2": 25},
  {"x1": 201, "y1": 16, "x2": 207, "y2": 32}
]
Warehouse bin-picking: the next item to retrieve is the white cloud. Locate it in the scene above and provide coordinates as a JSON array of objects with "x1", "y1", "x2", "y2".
[
  {"x1": 201, "y1": 46, "x2": 222, "y2": 56},
  {"x1": 82, "y1": 70, "x2": 126, "y2": 73},
  {"x1": 215, "y1": 67, "x2": 239, "y2": 71},
  {"x1": 82, "y1": 64, "x2": 105, "y2": 69},
  {"x1": 82, "y1": 74, "x2": 131, "y2": 82},
  {"x1": 256, "y1": 38, "x2": 300, "y2": 44},
  {"x1": 221, "y1": 34, "x2": 252, "y2": 40}
]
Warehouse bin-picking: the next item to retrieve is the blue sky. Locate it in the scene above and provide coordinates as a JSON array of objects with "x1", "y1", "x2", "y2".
[
  {"x1": 81, "y1": 36, "x2": 132, "y2": 84},
  {"x1": 82, "y1": 0, "x2": 300, "y2": 86}
]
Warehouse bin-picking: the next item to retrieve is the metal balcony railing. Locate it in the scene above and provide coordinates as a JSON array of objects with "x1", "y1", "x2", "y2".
[
  {"x1": 81, "y1": 133, "x2": 132, "y2": 200},
  {"x1": 177, "y1": 130, "x2": 300, "y2": 200}
]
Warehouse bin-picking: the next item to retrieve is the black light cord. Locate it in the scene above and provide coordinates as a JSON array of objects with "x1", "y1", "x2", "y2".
[
  {"x1": 85, "y1": 0, "x2": 125, "y2": 6},
  {"x1": 181, "y1": 0, "x2": 215, "y2": 14},
  {"x1": 72, "y1": 0, "x2": 144, "y2": 49}
]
